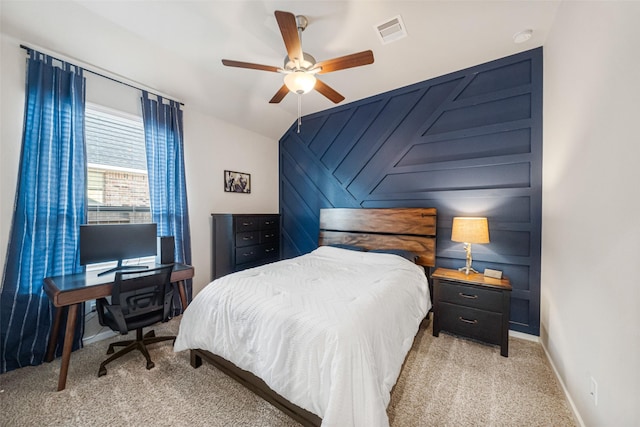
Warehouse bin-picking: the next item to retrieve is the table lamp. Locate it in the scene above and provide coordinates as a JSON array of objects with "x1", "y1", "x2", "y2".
[{"x1": 451, "y1": 217, "x2": 489, "y2": 275}]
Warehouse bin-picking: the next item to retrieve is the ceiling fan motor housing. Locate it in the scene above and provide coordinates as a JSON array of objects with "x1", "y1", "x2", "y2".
[
  {"x1": 296, "y1": 15, "x2": 308, "y2": 31},
  {"x1": 284, "y1": 52, "x2": 317, "y2": 72}
]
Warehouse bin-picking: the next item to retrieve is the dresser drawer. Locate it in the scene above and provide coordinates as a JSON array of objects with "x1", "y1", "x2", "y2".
[
  {"x1": 235, "y1": 245, "x2": 262, "y2": 265},
  {"x1": 235, "y1": 231, "x2": 259, "y2": 247},
  {"x1": 236, "y1": 243, "x2": 279, "y2": 267},
  {"x1": 439, "y1": 281, "x2": 502, "y2": 312},
  {"x1": 260, "y1": 229, "x2": 278, "y2": 244},
  {"x1": 235, "y1": 216, "x2": 260, "y2": 232},
  {"x1": 259, "y1": 216, "x2": 279, "y2": 229},
  {"x1": 439, "y1": 302, "x2": 502, "y2": 345},
  {"x1": 262, "y1": 244, "x2": 279, "y2": 259}
]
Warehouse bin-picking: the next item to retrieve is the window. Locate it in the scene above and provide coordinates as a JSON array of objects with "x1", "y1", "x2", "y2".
[
  {"x1": 85, "y1": 104, "x2": 151, "y2": 224},
  {"x1": 84, "y1": 105, "x2": 155, "y2": 339}
]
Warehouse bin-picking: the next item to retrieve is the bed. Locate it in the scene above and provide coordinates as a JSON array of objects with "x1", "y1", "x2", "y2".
[{"x1": 174, "y1": 208, "x2": 437, "y2": 426}]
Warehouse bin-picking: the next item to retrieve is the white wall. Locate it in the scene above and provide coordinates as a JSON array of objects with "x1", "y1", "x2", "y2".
[
  {"x1": 183, "y1": 109, "x2": 279, "y2": 295},
  {"x1": 542, "y1": 2, "x2": 640, "y2": 425},
  {"x1": 0, "y1": 33, "x2": 279, "y2": 299},
  {"x1": 0, "y1": 38, "x2": 25, "y2": 278}
]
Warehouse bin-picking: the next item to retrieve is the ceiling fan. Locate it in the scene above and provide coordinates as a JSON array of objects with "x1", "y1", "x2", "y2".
[{"x1": 221, "y1": 10, "x2": 375, "y2": 105}]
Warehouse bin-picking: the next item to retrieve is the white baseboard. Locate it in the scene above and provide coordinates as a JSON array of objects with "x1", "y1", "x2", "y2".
[
  {"x1": 509, "y1": 329, "x2": 539, "y2": 342},
  {"x1": 540, "y1": 341, "x2": 586, "y2": 427},
  {"x1": 83, "y1": 329, "x2": 117, "y2": 346}
]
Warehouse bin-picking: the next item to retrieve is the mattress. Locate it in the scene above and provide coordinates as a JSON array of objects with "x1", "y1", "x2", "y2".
[{"x1": 174, "y1": 245, "x2": 430, "y2": 426}]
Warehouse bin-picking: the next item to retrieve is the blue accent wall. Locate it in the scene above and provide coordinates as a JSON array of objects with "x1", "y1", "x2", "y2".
[{"x1": 279, "y1": 48, "x2": 542, "y2": 335}]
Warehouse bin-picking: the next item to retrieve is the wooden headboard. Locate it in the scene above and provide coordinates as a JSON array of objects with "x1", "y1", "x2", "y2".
[{"x1": 318, "y1": 208, "x2": 437, "y2": 268}]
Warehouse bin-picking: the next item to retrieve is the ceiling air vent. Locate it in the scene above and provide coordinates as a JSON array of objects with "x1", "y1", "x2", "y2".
[{"x1": 374, "y1": 15, "x2": 407, "y2": 45}]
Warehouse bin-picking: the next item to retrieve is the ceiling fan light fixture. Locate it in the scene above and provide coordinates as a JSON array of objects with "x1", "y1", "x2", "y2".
[{"x1": 284, "y1": 71, "x2": 316, "y2": 94}]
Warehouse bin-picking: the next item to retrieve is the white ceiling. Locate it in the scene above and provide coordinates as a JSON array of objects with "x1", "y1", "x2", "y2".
[{"x1": 1, "y1": 1, "x2": 560, "y2": 140}]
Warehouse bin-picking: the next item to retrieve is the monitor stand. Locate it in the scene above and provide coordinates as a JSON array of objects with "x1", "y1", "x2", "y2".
[{"x1": 97, "y1": 260, "x2": 149, "y2": 277}]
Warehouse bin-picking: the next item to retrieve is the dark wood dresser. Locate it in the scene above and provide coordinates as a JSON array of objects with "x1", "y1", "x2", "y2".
[
  {"x1": 211, "y1": 213, "x2": 280, "y2": 280},
  {"x1": 432, "y1": 268, "x2": 512, "y2": 357}
]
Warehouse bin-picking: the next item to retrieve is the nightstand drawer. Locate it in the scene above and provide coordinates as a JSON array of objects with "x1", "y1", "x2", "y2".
[
  {"x1": 439, "y1": 281, "x2": 502, "y2": 312},
  {"x1": 439, "y1": 302, "x2": 502, "y2": 345}
]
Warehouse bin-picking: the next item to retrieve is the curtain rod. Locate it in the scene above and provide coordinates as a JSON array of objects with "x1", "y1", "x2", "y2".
[{"x1": 20, "y1": 44, "x2": 184, "y2": 106}]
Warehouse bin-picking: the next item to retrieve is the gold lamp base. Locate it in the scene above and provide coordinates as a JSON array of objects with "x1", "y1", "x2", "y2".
[
  {"x1": 458, "y1": 265, "x2": 479, "y2": 275},
  {"x1": 458, "y1": 242, "x2": 478, "y2": 275}
]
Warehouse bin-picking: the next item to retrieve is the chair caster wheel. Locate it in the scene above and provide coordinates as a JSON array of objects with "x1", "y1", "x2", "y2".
[
  {"x1": 146, "y1": 362, "x2": 155, "y2": 370},
  {"x1": 98, "y1": 367, "x2": 107, "y2": 377}
]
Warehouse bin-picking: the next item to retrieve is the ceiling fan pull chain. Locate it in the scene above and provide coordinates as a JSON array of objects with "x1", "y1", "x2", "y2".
[{"x1": 297, "y1": 93, "x2": 302, "y2": 133}]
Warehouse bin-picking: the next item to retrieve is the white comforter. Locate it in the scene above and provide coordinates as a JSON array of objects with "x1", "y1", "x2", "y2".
[{"x1": 174, "y1": 245, "x2": 430, "y2": 427}]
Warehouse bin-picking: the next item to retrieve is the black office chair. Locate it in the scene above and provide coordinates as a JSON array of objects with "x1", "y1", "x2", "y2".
[{"x1": 96, "y1": 265, "x2": 175, "y2": 377}]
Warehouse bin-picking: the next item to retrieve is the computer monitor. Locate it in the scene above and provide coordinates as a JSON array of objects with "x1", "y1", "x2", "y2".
[{"x1": 80, "y1": 223, "x2": 157, "y2": 276}]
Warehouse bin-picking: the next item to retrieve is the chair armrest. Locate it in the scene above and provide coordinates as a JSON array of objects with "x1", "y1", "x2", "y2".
[
  {"x1": 96, "y1": 297, "x2": 108, "y2": 327},
  {"x1": 104, "y1": 303, "x2": 129, "y2": 335},
  {"x1": 163, "y1": 288, "x2": 175, "y2": 320}
]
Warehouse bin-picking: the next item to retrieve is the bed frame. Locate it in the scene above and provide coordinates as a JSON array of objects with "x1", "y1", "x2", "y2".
[{"x1": 190, "y1": 207, "x2": 437, "y2": 426}]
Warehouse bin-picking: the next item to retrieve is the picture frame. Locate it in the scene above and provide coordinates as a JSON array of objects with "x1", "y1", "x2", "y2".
[{"x1": 224, "y1": 170, "x2": 251, "y2": 194}]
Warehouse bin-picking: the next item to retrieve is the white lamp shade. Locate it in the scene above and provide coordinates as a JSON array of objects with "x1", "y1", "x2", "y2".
[
  {"x1": 451, "y1": 217, "x2": 490, "y2": 244},
  {"x1": 284, "y1": 71, "x2": 317, "y2": 94}
]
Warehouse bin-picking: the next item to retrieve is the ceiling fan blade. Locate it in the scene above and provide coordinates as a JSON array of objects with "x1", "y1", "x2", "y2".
[
  {"x1": 269, "y1": 85, "x2": 290, "y2": 104},
  {"x1": 221, "y1": 59, "x2": 280, "y2": 73},
  {"x1": 314, "y1": 79, "x2": 345, "y2": 104},
  {"x1": 315, "y1": 50, "x2": 375, "y2": 74},
  {"x1": 275, "y1": 10, "x2": 304, "y2": 65}
]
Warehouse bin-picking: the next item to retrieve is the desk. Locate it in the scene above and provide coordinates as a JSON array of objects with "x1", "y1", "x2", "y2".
[{"x1": 43, "y1": 263, "x2": 194, "y2": 391}]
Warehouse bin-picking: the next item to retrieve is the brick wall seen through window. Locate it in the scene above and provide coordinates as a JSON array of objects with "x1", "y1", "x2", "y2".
[{"x1": 85, "y1": 105, "x2": 151, "y2": 224}]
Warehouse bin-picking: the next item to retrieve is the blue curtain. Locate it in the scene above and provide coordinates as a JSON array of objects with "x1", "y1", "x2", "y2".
[
  {"x1": 1, "y1": 51, "x2": 86, "y2": 373},
  {"x1": 141, "y1": 91, "x2": 192, "y2": 315}
]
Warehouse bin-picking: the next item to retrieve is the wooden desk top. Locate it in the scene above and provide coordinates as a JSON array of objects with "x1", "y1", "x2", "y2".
[{"x1": 43, "y1": 263, "x2": 194, "y2": 307}]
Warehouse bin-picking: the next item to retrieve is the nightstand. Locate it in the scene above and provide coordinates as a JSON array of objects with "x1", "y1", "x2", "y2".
[{"x1": 431, "y1": 267, "x2": 512, "y2": 357}]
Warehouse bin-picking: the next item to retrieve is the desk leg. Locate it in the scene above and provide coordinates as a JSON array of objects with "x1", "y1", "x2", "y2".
[
  {"x1": 57, "y1": 303, "x2": 78, "y2": 391},
  {"x1": 46, "y1": 306, "x2": 64, "y2": 362},
  {"x1": 177, "y1": 280, "x2": 188, "y2": 311}
]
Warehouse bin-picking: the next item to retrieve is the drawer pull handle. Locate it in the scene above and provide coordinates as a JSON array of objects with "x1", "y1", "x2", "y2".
[
  {"x1": 459, "y1": 317, "x2": 478, "y2": 325},
  {"x1": 242, "y1": 222, "x2": 253, "y2": 226},
  {"x1": 242, "y1": 236, "x2": 254, "y2": 240},
  {"x1": 243, "y1": 252, "x2": 254, "y2": 257},
  {"x1": 265, "y1": 248, "x2": 273, "y2": 253},
  {"x1": 459, "y1": 292, "x2": 478, "y2": 299}
]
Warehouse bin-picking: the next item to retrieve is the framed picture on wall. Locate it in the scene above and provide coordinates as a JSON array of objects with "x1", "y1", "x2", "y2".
[{"x1": 224, "y1": 170, "x2": 251, "y2": 194}]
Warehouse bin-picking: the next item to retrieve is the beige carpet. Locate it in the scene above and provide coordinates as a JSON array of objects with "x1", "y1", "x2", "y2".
[{"x1": 0, "y1": 317, "x2": 576, "y2": 426}]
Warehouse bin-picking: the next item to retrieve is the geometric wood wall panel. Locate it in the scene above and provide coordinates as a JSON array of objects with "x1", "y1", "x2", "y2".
[{"x1": 279, "y1": 48, "x2": 543, "y2": 335}]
